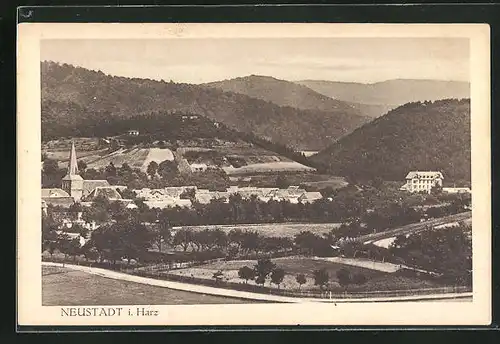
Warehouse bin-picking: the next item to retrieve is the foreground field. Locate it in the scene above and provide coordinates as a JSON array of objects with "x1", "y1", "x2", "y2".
[
  {"x1": 175, "y1": 222, "x2": 342, "y2": 238},
  {"x1": 42, "y1": 265, "x2": 250, "y2": 305},
  {"x1": 167, "y1": 256, "x2": 441, "y2": 292}
]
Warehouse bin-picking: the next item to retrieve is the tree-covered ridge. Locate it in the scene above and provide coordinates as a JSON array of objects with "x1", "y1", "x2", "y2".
[
  {"x1": 41, "y1": 61, "x2": 371, "y2": 150},
  {"x1": 311, "y1": 99, "x2": 471, "y2": 183},
  {"x1": 203, "y1": 75, "x2": 368, "y2": 115}
]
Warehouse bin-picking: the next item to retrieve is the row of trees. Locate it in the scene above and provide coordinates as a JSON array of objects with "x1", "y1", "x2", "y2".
[
  {"x1": 389, "y1": 225, "x2": 472, "y2": 284},
  {"x1": 232, "y1": 259, "x2": 368, "y2": 291},
  {"x1": 89, "y1": 188, "x2": 469, "y2": 234},
  {"x1": 43, "y1": 196, "x2": 472, "y2": 287}
]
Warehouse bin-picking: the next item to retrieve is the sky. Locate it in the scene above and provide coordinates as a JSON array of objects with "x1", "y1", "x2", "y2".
[{"x1": 40, "y1": 37, "x2": 470, "y2": 84}]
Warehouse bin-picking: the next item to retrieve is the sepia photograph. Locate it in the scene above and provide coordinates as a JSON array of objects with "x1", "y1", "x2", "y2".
[{"x1": 17, "y1": 23, "x2": 491, "y2": 326}]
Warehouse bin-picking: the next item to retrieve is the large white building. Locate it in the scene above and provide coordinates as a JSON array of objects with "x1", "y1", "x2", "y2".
[{"x1": 401, "y1": 171, "x2": 444, "y2": 194}]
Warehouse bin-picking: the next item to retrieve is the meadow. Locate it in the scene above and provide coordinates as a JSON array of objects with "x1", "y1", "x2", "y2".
[
  {"x1": 167, "y1": 256, "x2": 441, "y2": 292},
  {"x1": 42, "y1": 265, "x2": 250, "y2": 306},
  {"x1": 174, "y1": 222, "x2": 342, "y2": 238}
]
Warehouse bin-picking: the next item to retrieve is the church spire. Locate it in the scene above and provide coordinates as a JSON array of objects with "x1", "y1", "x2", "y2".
[{"x1": 68, "y1": 141, "x2": 79, "y2": 175}]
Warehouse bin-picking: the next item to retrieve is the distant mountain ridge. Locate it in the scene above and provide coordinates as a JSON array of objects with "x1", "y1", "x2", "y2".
[
  {"x1": 296, "y1": 79, "x2": 470, "y2": 112},
  {"x1": 41, "y1": 61, "x2": 371, "y2": 150},
  {"x1": 204, "y1": 75, "x2": 361, "y2": 113},
  {"x1": 311, "y1": 99, "x2": 471, "y2": 183},
  {"x1": 203, "y1": 75, "x2": 389, "y2": 118}
]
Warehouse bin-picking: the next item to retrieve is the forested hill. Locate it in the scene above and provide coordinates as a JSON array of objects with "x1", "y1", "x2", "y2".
[
  {"x1": 296, "y1": 79, "x2": 470, "y2": 113},
  {"x1": 41, "y1": 61, "x2": 371, "y2": 150},
  {"x1": 203, "y1": 75, "x2": 373, "y2": 116},
  {"x1": 310, "y1": 99, "x2": 471, "y2": 183}
]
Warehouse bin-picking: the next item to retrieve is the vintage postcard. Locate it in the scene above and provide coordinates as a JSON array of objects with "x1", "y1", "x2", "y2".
[{"x1": 17, "y1": 23, "x2": 491, "y2": 327}]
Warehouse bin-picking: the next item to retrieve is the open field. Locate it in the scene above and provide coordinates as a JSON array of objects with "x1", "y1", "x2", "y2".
[
  {"x1": 175, "y1": 222, "x2": 342, "y2": 238},
  {"x1": 42, "y1": 137, "x2": 101, "y2": 151},
  {"x1": 232, "y1": 173, "x2": 348, "y2": 191},
  {"x1": 167, "y1": 256, "x2": 443, "y2": 292},
  {"x1": 86, "y1": 147, "x2": 175, "y2": 172},
  {"x1": 44, "y1": 148, "x2": 109, "y2": 162},
  {"x1": 223, "y1": 162, "x2": 316, "y2": 175},
  {"x1": 42, "y1": 265, "x2": 250, "y2": 305}
]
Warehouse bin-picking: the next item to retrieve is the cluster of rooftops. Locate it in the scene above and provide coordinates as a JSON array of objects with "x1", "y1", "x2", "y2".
[
  {"x1": 133, "y1": 185, "x2": 324, "y2": 209},
  {"x1": 42, "y1": 143, "x2": 470, "y2": 213}
]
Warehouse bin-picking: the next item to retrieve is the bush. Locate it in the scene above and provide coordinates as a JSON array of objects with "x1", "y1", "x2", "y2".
[
  {"x1": 352, "y1": 273, "x2": 367, "y2": 285},
  {"x1": 336, "y1": 268, "x2": 351, "y2": 287}
]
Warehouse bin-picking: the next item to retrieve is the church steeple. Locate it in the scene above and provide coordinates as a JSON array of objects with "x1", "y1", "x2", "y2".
[
  {"x1": 68, "y1": 141, "x2": 79, "y2": 175},
  {"x1": 62, "y1": 141, "x2": 84, "y2": 201}
]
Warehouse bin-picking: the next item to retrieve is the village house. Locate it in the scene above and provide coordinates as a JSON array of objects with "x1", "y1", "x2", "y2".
[
  {"x1": 298, "y1": 191, "x2": 323, "y2": 204},
  {"x1": 400, "y1": 171, "x2": 444, "y2": 194},
  {"x1": 42, "y1": 142, "x2": 133, "y2": 211},
  {"x1": 143, "y1": 198, "x2": 192, "y2": 209},
  {"x1": 190, "y1": 163, "x2": 208, "y2": 173}
]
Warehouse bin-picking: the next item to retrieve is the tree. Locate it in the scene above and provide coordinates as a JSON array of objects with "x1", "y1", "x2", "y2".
[
  {"x1": 179, "y1": 188, "x2": 196, "y2": 200},
  {"x1": 66, "y1": 238, "x2": 82, "y2": 261},
  {"x1": 296, "y1": 274, "x2": 307, "y2": 290},
  {"x1": 173, "y1": 229, "x2": 193, "y2": 252},
  {"x1": 119, "y1": 188, "x2": 137, "y2": 200},
  {"x1": 352, "y1": 273, "x2": 367, "y2": 285},
  {"x1": 228, "y1": 228, "x2": 245, "y2": 251},
  {"x1": 157, "y1": 220, "x2": 172, "y2": 252},
  {"x1": 431, "y1": 184, "x2": 443, "y2": 195},
  {"x1": 77, "y1": 160, "x2": 87, "y2": 172},
  {"x1": 270, "y1": 268, "x2": 286, "y2": 289},
  {"x1": 253, "y1": 258, "x2": 276, "y2": 286},
  {"x1": 108, "y1": 200, "x2": 130, "y2": 223},
  {"x1": 276, "y1": 174, "x2": 290, "y2": 189},
  {"x1": 313, "y1": 268, "x2": 329, "y2": 290},
  {"x1": 238, "y1": 266, "x2": 255, "y2": 284},
  {"x1": 43, "y1": 159, "x2": 59, "y2": 175},
  {"x1": 241, "y1": 231, "x2": 262, "y2": 256},
  {"x1": 147, "y1": 161, "x2": 159, "y2": 178},
  {"x1": 105, "y1": 162, "x2": 117, "y2": 177},
  {"x1": 90, "y1": 219, "x2": 151, "y2": 265},
  {"x1": 158, "y1": 160, "x2": 178, "y2": 179},
  {"x1": 387, "y1": 225, "x2": 472, "y2": 285},
  {"x1": 294, "y1": 231, "x2": 323, "y2": 255},
  {"x1": 336, "y1": 268, "x2": 352, "y2": 288},
  {"x1": 42, "y1": 214, "x2": 59, "y2": 256},
  {"x1": 212, "y1": 228, "x2": 228, "y2": 250},
  {"x1": 56, "y1": 234, "x2": 75, "y2": 263},
  {"x1": 255, "y1": 275, "x2": 266, "y2": 286},
  {"x1": 81, "y1": 241, "x2": 100, "y2": 263},
  {"x1": 212, "y1": 270, "x2": 224, "y2": 284},
  {"x1": 370, "y1": 176, "x2": 384, "y2": 189}
]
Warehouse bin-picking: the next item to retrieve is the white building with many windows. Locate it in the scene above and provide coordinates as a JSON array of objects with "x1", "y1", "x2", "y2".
[{"x1": 400, "y1": 171, "x2": 444, "y2": 193}]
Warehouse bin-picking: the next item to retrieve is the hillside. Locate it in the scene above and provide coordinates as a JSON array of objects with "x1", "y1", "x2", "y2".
[
  {"x1": 296, "y1": 79, "x2": 470, "y2": 114},
  {"x1": 41, "y1": 61, "x2": 371, "y2": 150},
  {"x1": 204, "y1": 75, "x2": 375, "y2": 116},
  {"x1": 311, "y1": 99, "x2": 471, "y2": 183}
]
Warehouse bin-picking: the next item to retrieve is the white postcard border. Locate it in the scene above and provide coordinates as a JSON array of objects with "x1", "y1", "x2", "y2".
[{"x1": 17, "y1": 23, "x2": 491, "y2": 326}]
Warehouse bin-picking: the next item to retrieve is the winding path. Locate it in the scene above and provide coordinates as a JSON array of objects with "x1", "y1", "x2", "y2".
[{"x1": 43, "y1": 262, "x2": 472, "y2": 303}]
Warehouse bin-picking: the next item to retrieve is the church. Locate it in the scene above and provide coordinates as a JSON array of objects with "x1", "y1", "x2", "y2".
[{"x1": 42, "y1": 141, "x2": 130, "y2": 213}]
